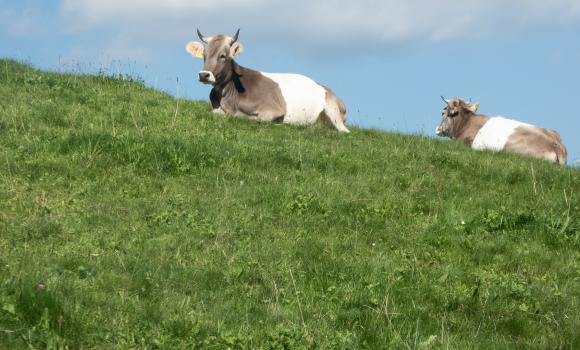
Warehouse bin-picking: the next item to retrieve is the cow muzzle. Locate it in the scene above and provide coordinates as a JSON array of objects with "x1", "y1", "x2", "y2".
[
  {"x1": 435, "y1": 126, "x2": 444, "y2": 136},
  {"x1": 198, "y1": 70, "x2": 216, "y2": 84}
]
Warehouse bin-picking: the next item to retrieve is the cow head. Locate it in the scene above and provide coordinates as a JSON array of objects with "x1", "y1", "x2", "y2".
[
  {"x1": 436, "y1": 97, "x2": 480, "y2": 137},
  {"x1": 185, "y1": 29, "x2": 244, "y2": 85}
]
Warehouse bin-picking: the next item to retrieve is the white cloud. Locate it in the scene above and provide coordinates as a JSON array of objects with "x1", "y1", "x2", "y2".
[
  {"x1": 60, "y1": 0, "x2": 267, "y2": 28},
  {"x1": 62, "y1": 37, "x2": 152, "y2": 66},
  {"x1": 0, "y1": 5, "x2": 52, "y2": 37},
  {"x1": 60, "y1": 0, "x2": 580, "y2": 45}
]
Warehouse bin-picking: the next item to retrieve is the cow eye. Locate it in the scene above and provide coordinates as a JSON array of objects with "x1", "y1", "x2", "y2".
[{"x1": 219, "y1": 54, "x2": 227, "y2": 60}]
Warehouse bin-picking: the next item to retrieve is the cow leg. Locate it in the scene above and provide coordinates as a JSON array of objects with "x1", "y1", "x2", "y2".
[
  {"x1": 255, "y1": 111, "x2": 284, "y2": 123},
  {"x1": 321, "y1": 107, "x2": 350, "y2": 133},
  {"x1": 212, "y1": 107, "x2": 226, "y2": 115},
  {"x1": 322, "y1": 89, "x2": 350, "y2": 133}
]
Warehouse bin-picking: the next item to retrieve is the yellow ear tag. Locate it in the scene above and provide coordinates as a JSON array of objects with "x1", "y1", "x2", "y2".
[{"x1": 470, "y1": 102, "x2": 480, "y2": 113}]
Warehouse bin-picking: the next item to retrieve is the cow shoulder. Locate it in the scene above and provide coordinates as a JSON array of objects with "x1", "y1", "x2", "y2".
[
  {"x1": 455, "y1": 115, "x2": 488, "y2": 146},
  {"x1": 233, "y1": 68, "x2": 286, "y2": 117}
]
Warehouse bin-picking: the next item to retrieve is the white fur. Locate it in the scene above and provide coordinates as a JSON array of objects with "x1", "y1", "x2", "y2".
[
  {"x1": 472, "y1": 117, "x2": 531, "y2": 151},
  {"x1": 199, "y1": 70, "x2": 216, "y2": 84},
  {"x1": 260, "y1": 72, "x2": 326, "y2": 125},
  {"x1": 212, "y1": 106, "x2": 225, "y2": 115},
  {"x1": 544, "y1": 152, "x2": 558, "y2": 162}
]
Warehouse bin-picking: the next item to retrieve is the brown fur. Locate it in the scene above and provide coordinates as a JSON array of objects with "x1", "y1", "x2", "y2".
[
  {"x1": 211, "y1": 62, "x2": 288, "y2": 121},
  {"x1": 317, "y1": 85, "x2": 349, "y2": 131},
  {"x1": 505, "y1": 126, "x2": 568, "y2": 165},
  {"x1": 438, "y1": 99, "x2": 489, "y2": 146},
  {"x1": 453, "y1": 114, "x2": 489, "y2": 147},
  {"x1": 201, "y1": 36, "x2": 288, "y2": 121}
]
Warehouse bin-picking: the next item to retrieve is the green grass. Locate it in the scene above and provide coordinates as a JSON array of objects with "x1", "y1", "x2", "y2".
[{"x1": 0, "y1": 58, "x2": 579, "y2": 349}]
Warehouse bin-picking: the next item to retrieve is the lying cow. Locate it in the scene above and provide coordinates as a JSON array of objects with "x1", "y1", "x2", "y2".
[
  {"x1": 185, "y1": 29, "x2": 350, "y2": 133},
  {"x1": 436, "y1": 97, "x2": 567, "y2": 165}
]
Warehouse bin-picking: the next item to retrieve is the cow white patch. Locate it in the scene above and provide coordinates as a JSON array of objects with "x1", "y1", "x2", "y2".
[
  {"x1": 260, "y1": 73, "x2": 326, "y2": 125},
  {"x1": 472, "y1": 117, "x2": 532, "y2": 151},
  {"x1": 543, "y1": 152, "x2": 558, "y2": 163}
]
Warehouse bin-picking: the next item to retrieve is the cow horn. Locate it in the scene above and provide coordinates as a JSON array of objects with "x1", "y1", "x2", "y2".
[
  {"x1": 197, "y1": 28, "x2": 208, "y2": 44},
  {"x1": 232, "y1": 28, "x2": 240, "y2": 43},
  {"x1": 441, "y1": 96, "x2": 450, "y2": 105}
]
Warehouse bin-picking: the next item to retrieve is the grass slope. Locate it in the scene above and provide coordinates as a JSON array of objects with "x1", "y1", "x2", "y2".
[{"x1": 0, "y1": 59, "x2": 579, "y2": 349}]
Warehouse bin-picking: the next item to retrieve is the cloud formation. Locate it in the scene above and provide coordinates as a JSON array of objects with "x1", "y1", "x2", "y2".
[
  {"x1": 60, "y1": 0, "x2": 580, "y2": 44},
  {"x1": 0, "y1": 4, "x2": 53, "y2": 37}
]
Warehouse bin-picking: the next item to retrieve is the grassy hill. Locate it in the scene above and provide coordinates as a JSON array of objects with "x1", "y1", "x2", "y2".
[{"x1": 0, "y1": 59, "x2": 578, "y2": 349}]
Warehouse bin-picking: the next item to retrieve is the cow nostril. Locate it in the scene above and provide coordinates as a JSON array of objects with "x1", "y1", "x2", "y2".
[{"x1": 199, "y1": 72, "x2": 210, "y2": 80}]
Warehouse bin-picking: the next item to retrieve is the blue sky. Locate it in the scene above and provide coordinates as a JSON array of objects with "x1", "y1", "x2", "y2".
[{"x1": 2, "y1": 0, "x2": 580, "y2": 165}]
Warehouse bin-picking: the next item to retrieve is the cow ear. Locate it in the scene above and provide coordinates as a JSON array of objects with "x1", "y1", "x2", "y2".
[
  {"x1": 186, "y1": 41, "x2": 204, "y2": 59},
  {"x1": 469, "y1": 102, "x2": 480, "y2": 113},
  {"x1": 230, "y1": 42, "x2": 244, "y2": 57}
]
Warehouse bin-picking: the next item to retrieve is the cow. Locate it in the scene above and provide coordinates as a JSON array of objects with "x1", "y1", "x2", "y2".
[
  {"x1": 436, "y1": 97, "x2": 567, "y2": 165},
  {"x1": 185, "y1": 29, "x2": 350, "y2": 133}
]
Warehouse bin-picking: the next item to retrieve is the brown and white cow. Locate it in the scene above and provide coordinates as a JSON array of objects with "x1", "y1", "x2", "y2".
[
  {"x1": 436, "y1": 97, "x2": 567, "y2": 165},
  {"x1": 185, "y1": 29, "x2": 350, "y2": 133}
]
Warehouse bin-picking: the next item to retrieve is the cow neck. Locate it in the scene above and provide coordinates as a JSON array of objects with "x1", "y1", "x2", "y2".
[
  {"x1": 215, "y1": 60, "x2": 249, "y2": 99},
  {"x1": 451, "y1": 110, "x2": 488, "y2": 145}
]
